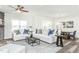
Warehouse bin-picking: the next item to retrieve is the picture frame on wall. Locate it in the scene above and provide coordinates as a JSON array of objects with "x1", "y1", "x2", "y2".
[{"x1": 62, "y1": 21, "x2": 74, "y2": 28}]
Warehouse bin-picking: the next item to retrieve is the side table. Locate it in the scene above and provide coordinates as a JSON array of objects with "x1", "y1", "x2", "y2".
[{"x1": 56, "y1": 35, "x2": 64, "y2": 47}]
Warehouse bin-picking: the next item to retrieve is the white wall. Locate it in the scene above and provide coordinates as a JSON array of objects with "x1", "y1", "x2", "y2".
[
  {"x1": 4, "y1": 12, "x2": 54, "y2": 39},
  {"x1": 54, "y1": 15, "x2": 79, "y2": 38},
  {"x1": 5, "y1": 11, "x2": 79, "y2": 39}
]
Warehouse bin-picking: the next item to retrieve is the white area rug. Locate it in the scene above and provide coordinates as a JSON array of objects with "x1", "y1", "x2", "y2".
[
  {"x1": 6, "y1": 40, "x2": 62, "y2": 53},
  {"x1": 26, "y1": 43, "x2": 62, "y2": 53}
]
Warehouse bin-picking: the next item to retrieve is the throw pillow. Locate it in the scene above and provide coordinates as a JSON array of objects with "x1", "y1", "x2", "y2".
[
  {"x1": 36, "y1": 29, "x2": 42, "y2": 34},
  {"x1": 23, "y1": 29, "x2": 29, "y2": 34},
  {"x1": 48, "y1": 29, "x2": 54, "y2": 36},
  {"x1": 14, "y1": 30, "x2": 20, "y2": 35}
]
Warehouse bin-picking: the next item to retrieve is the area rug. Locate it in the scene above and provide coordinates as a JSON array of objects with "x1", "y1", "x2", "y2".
[
  {"x1": 6, "y1": 40, "x2": 63, "y2": 53},
  {"x1": 3, "y1": 39, "x2": 75, "y2": 53}
]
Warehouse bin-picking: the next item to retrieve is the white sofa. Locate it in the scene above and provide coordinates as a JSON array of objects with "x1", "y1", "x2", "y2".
[
  {"x1": 13, "y1": 34, "x2": 30, "y2": 41},
  {"x1": 33, "y1": 29, "x2": 57, "y2": 44},
  {"x1": 33, "y1": 34, "x2": 56, "y2": 43},
  {"x1": 12, "y1": 29, "x2": 30, "y2": 41}
]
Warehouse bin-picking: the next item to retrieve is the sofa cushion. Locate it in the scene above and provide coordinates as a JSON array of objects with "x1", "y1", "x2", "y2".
[{"x1": 48, "y1": 29, "x2": 54, "y2": 36}]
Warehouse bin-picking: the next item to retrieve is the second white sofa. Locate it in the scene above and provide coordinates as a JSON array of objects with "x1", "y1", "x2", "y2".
[{"x1": 33, "y1": 34, "x2": 56, "y2": 44}]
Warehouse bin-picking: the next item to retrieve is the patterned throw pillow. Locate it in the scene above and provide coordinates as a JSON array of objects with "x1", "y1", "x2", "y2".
[{"x1": 48, "y1": 29, "x2": 54, "y2": 36}]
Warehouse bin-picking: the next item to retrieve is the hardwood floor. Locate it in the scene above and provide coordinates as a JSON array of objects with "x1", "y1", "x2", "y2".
[{"x1": 57, "y1": 39, "x2": 79, "y2": 53}]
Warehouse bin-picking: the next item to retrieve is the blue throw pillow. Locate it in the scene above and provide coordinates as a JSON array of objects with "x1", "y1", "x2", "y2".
[
  {"x1": 48, "y1": 29, "x2": 54, "y2": 36},
  {"x1": 23, "y1": 29, "x2": 29, "y2": 34}
]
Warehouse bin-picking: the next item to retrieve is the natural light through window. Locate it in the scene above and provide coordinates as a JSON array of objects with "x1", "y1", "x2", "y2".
[{"x1": 12, "y1": 20, "x2": 27, "y2": 31}]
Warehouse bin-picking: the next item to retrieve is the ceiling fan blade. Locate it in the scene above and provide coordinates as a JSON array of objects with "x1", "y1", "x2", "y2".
[
  {"x1": 8, "y1": 5, "x2": 16, "y2": 9},
  {"x1": 17, "y1": 5, "x2": 21, "y2": 8},
  {"x1": 20, "y1": 6, "x2": 24, "y2": 9},
  {"x1": 9, "y1": 5, "x2": 29, "y2": 13},
  {"x1": 20, "y1": 10, "x2": 29, "y2": 12}
]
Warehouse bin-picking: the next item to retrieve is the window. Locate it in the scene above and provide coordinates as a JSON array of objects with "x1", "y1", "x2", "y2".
[{"x1": 12, "y1": 20, "x2": 27, "y2": 32}]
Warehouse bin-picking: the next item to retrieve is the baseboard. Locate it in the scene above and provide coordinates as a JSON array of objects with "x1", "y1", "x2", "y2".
[{"x1": 4, "y1": 38, "x2": 13, "y2": 40}]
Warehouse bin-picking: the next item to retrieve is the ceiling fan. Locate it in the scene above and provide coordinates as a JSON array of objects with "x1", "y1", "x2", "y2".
[{"x1": 9, "y1": 5, "x2": 29, "y2": 13}]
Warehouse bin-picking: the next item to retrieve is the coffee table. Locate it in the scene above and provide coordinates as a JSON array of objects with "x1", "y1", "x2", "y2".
[{"x1": 27, "y1": 37, "x2": 40, "y2": 46}]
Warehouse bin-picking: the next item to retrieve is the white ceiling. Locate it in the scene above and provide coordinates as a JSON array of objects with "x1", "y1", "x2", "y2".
[{"x1": 0, "y1": 5, "x2": 79, "y2": 18}]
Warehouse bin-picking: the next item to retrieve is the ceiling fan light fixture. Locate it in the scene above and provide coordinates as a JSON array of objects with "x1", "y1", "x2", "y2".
[
  {"x1": 9, "y1": 5, "x2": 29, "y2": 13},
  {"x1": 16, "y1": 9, "x2": 21, "y2": 13}
]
